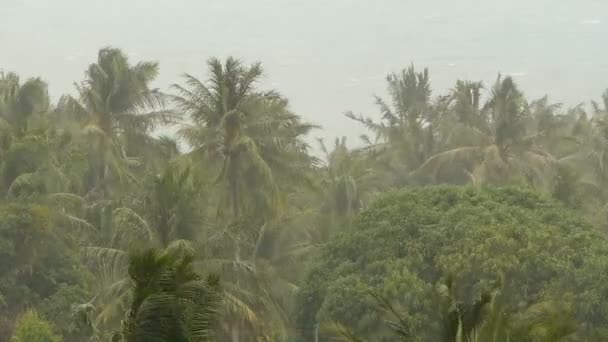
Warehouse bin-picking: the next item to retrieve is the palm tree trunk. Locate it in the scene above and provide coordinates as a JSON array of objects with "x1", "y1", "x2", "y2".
[
  {"x1": 231, "y1": 325, "x2": 240, "y2": 342},
  {"x1": 228, "y1": 156, "x2": 240, "y2": 217}
]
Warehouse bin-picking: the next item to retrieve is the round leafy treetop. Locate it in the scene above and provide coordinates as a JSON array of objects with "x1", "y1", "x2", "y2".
[{"x1": 296, "y1": 186, "x2": 608, "y2": 341}]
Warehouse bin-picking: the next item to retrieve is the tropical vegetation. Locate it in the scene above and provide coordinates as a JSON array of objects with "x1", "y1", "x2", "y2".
[{"x1": 2, "y1": 47, "x2": 608, "y2": 341}]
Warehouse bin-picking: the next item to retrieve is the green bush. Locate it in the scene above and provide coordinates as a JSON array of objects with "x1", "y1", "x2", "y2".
[
  {"x1": 296, "y1": 186, "x2": 608, "y2": 341},
  {"x1": 0, "y1": 204, "x2": 90, "y2": 340},
  {"x1": 11, "y1": 310, "x2": 62, "y2": 342}
]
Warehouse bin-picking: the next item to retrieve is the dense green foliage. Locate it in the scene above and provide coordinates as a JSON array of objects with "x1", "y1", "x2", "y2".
[
  {"x1": 117, "y1": 244, "x2": 222, "y2": 342},
  {"x1": 297, "y1": 186, "x2": 608, "y2": 341},
  {"x1": 11, "y1": 310, "x2": 62, "y2": 342},
  {"x1": 2, "y1": 46, "x2": 608, "y2": 341}
]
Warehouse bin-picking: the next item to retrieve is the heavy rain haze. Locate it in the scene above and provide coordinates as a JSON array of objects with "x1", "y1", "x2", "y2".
[
  {"x1": 3, "y1": 0, "x2": 607, "y2": 146},
  {"x1": 3, "y1": 1, "x2": 608, "y2": 341}
]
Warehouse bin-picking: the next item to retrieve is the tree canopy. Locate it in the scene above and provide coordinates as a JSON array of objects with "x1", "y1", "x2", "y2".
[
  {"x1": 3, "y1": 46, "x2": 608, "y2": 341},
  {"x1": 297, "y1": 186, "x2": 608, "y2": 341}
]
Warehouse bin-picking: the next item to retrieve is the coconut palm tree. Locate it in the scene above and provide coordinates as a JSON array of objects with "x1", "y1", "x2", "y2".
[
  {"x1": 58, "y1": 47, "x2": 176, "y2": 195},
  {"x1": 142, "y1": 165, "x2": 206, "y2": 247},
  {"x1": 413, "y1": 75, "x2": 557, "y2": 192},
  {"x1": 172, "y1": 57, "x2": 317, "y2": 221},
  {"x1": 0, "y1": 72, "x2": 87, "y2": 196},
  {"x1": 79, "y1": 159, "x2": 296, "y2": 341},
  {"x1": 0, "y1": 71, "x2": 50, "y2": 134},
  {"x1": 79, "y1": 163, "x2": 208, "y2": 336},
  {"x1": 317, "y1": 137, "x2": 367, "y2": 217},
  {"x1": 196, "y1": 216, "x2": 300, "y2": 341},
  {"x1": 306, "y1": 136, "x2": 385, "y2": 242},
  {"x1": 555, "y1": 90, "x2": 608, "y2": 225},
  {"x1": 0, "y1": 72, "x2": 50, "y2": 191},
  {"x1": 118, "y1": 245, "x2": 222, "y2": 342},
  {"x1": 435, "y1": 80, "x2": 489, "y2": 150},
  {"x1": 451, "y1": 80, "x2": 485, "y2": 129}
]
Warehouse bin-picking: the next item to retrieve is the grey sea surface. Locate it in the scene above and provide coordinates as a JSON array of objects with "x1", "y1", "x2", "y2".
[{"x1": 1, "y1": 0, "x2": 607, "y2": 151}]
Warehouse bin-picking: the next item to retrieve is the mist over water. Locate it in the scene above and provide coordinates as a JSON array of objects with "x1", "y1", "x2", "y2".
[{"x1": 2, "y1": 0, "x2": 607, "y2": 147}]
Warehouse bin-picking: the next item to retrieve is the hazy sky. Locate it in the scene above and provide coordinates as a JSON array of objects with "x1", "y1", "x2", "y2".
[{"x1": 2, "y1": 0, "x2": 607, "y2": 148}]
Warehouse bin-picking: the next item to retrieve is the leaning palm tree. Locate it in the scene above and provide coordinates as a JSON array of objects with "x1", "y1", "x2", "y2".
[
  {"x1": 58, "y1": 47, "x2": 176, "y2": 195},
  {"x1": 173, "y1": 57, "x2": 317, "y2": 220},
  {"x1": 413, "y1": 75, "x2": 557, "y2": 192}
]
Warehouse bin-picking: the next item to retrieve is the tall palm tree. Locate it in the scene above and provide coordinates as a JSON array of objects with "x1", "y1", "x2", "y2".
[
  {"x1": 0, "y1": 71, "x2": 50, "y2": 135},
  {"x1": 436, "y1": 80, "x2": 489, "y2": 150},
  {"x1": 142, "y1": 165, "x2": 206, "y2": 247},
  {"x1": 307, "y1": 137, "x2": 385, "y2": 243},
  {"x1": 0, "y1": 72, "x2": 86, "y2": 196},
  {"x1": 172, "y1": 57, "x2": 317, "y2": 220},
  {"x1": 197, "y1": 216, "x2": 300, "y2": 341},
  {"x1": 58, "y1": 47, "x2": 176, "y2": 194},
  {"x1": 583, "y1": 90, "x2": 608, "y2": 188},
  {"x1": 79, "y1": 162, "x2": 209, "y2": 330},
  {"x1": 346, "y1": 65, "x2": 438, "y2": 185},
  {"x1": 318, "y1": 137, "x2": 366, "y2": 217},
  {"x1": 451, "y1": 80, "x2": 485, "y2": 129},
  {"x1": 556, "y1": 90, "x2": 608, "y2": 225}
]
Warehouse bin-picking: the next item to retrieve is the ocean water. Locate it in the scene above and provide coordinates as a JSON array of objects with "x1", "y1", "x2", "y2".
[{"x1": 1, "y1": 0, "x2": 607, "y2": 148}]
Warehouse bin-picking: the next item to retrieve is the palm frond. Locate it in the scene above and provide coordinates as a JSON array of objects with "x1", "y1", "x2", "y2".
[{"x1": 321, "y1": 322, "x2": 367, "y2": 342}]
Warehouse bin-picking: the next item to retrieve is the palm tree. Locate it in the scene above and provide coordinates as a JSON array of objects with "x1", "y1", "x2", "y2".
[
  {"x1": 591, "y1": 90, "x2": 608, "y2": 117},
  {"x1": 582, "y1": 91, "x2": 608, "y2": 188},
  {"x1": 78, "y1": 160, "x2": 294, "y2": 341},
  {"x1": 143, "y1": 165, "x2": 206, "y2": 247},
  {"x1": 79, "y1": 163, "x2": 209, "y2": 334},
  {"x1": 556, "y1": 90, "x2": 608, "y2": 225},
  {"x1": 303, "y1": 137, "x2": 386, "y2": 246},
  {"x1": 58, "y1": 47, "x2": 176, "y2": 195},
  {"x1": 172, "y1": 57, "x2": 316, "y2": 220},
  {"x1": 321, "y1": 322, "x2": 367, "y2": 342},
  {"x1": 317, "y1": 137, "x2": 368, "y2": 217},
  {"x1": 118, "y1": 245, "x2": 222, "y2": 342},
  {"x1": 0, "y1": 71, "x2": 50, "y2": 134},
  {"x1": 435, "y1": 80, "x2": 489, "y2": 150},
  {"x1": 451, "y1": 80, "x2": 485, "y2": 129},
  {"x1": 413, "y1": 75, "x2": 557, "y2": 192},
  {"x1": 346, "y1": 65, "x2": 439, "y2": 186},
  {"x1": 197, "y1": 217, "x2": 299, "y2": 341},
  {"x1": 322, "y1": 275, "x2": 576, "y2": 342},
  {"x1": 434, "y1": 276, "x2": 501, "y2": 342},
  {"x1": 0, "y1": 72, "x2": 86, "y2": 196}
]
